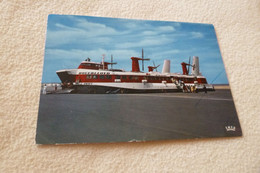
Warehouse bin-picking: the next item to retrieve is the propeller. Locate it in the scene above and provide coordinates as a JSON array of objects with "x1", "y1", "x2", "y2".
[{"x1": 153, "y1": 61, "x2": 160, "y2": 72}]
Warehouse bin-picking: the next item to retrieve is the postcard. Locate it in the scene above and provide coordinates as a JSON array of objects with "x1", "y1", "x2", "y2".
[{"x1": 36, "y1": 14, "x2": 242, "y2": 144}]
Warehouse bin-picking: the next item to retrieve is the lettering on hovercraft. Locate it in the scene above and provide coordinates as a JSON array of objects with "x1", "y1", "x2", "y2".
[{"x1": 79, "y1": 72, "x2": 111, "y2": 75}]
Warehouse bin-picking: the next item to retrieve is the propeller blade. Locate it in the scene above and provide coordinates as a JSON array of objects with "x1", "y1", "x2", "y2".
[
  {"x1": 156, "y1": 64, "x2": 160, "y2": 72},
  {"x1": 152, "y1": 61, "x2": 160, "y2": 72}
]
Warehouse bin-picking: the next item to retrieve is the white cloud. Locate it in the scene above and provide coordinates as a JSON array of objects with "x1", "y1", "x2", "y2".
[
  {"x1": 55, "y1": 23, "x2": 80, "y2": 31},
  {"x1": 47, "y1": 16, "x2": 180, "y2": 51},
  {"x1": 124, "y1": 22, "x2": 140, "y2": 29},
  {"x1": 152, "y1": 49, "x2": 180, "y2": 58},
  {"x1": 142, "y1": 31, "x2": 157, "y2": 35},
  {"x1": 123, "y1": 20, "x2": 151, "y2": 29},
  {"x1": 172, "y1": 22, "x2": 181, "y2": 27},
  {"x1": 45, "y1": 48, "x2": 139, "y2": 61},
  {"x1": 75, "y1": 18, "x2": 118, "y2": 36},
  {"x1": 158, "y1": 26, "x2": 175, "y2": 32},
  {"x1": 191, "y1": 32, "x2": 204, "y2": 38},
  {"x1": 142, "y1": 26, "x2": 175, "y2": 36},
  {"x1": 115, "y1": 35, "x2": 174, "y2": 49},
  {"x1": 46, "y1": 24, "x2": 118, "y2": 47},
  {"x1": 46, "y1": 18, "x2": 124, "y2": 47}
]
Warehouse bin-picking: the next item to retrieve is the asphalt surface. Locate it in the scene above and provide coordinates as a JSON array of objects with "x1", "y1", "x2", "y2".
[{"x1": 36, "y1": 89, "x2": 242, "y2": 144}]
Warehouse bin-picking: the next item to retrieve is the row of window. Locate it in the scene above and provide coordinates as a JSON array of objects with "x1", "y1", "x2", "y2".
[
  {"x1": 86, "y1": 75, "x2": 112, "y2": 79},
  {"x1": 84, "y1": 75, "x2": 172, "y2": 81},
  {"x1": 82, "y1": 75, "x2": 202, "y2": 82},
  {"x1": 81, "y1": 63, "x2": 103, "y2": 68},
  {"x1": 178, "y1": 78, "x2": 195, "y2": 82},
  {"x1": 79, "y1": 71, "x2": 111, "y2": 75}
]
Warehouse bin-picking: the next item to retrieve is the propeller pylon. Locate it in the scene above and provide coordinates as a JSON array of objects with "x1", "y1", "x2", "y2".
[
  {"x1": 141, "y1": 48, "x2": 150, "y2": 71},
  {"x1": 187, "y1": 56, "x2": 191, "y2": 74}
]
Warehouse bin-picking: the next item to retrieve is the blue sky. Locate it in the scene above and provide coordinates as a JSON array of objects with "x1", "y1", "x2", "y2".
[{"x1": 42, "y1": 14, "x2": 228, "y2": 84}]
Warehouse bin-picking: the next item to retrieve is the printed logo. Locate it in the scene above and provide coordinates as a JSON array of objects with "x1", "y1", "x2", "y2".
[{"x1": 225, "y1": 126, "x2": 236, "y2": 131}]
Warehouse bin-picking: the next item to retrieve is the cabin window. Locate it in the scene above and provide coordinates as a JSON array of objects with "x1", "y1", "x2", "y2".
[
  {"x1": 93, "y1": 75, "x2": 98, "y2": 79},
  {"x1": 122, "y1": 76, "x2": 127, "y2": 80},
  {"x1": 134, "y1": 76, "x2": 139, "y2": 80},
  {"x1": 100, "y1": 75, "x2": 105, "y2": 79},
  {"x1": 86, "y1": 75, "x2": 92, "y2": 79},
  {"x1": 115, "y1": 75, "x2": 120, "y2": 79},
  {"x1": 106, "y1": 75, "x2": 111, "y2": 79},
  {"x1": 129, "y1": 76, "x2": 133, "y2": 80}
]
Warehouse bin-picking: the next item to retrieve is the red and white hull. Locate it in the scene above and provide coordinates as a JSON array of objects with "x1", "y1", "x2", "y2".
[
  {"x1": 56, "y1": 54, "x2": 214, "y2": 94},
  {"x1": 57, "y1": 69, "x2": 213, "y2": 94}
]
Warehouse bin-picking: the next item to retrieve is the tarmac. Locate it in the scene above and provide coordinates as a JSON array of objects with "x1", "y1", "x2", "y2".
[{"x1": 36, "y1": 89, "x2": 242, "y2": 144}]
